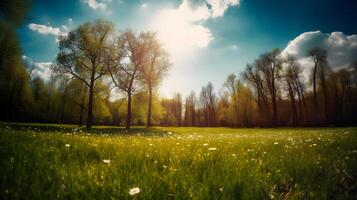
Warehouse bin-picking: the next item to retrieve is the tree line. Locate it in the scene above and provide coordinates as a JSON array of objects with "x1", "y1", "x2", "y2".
[
  {"x1": 1, "y1": 1, "x2": 357, "y2": 128},
  {"x1": 162, "y1": 48, "x2": 357, "y2": 127}
]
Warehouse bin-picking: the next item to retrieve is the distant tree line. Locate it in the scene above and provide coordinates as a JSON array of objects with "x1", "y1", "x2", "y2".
[
  {"x1": 1, "y1": 1, "x2": 357, "y2": 128},
  {"x1": 162, "y1": 48, "x2": 357, "y2": 127}
]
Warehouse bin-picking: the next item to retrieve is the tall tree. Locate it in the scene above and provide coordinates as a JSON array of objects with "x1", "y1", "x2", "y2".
[
  {"x1": 284, "y1": 55, "x2": 306, "y2": 125},
  {"x1": 224, "y1": 73, "x2": 240, "y2": 126},
  {"x1": 256, "y1": 49, "x2": 281, "y2": 126},
  {"x1": 184, "y1": 91, "x2": 197, "y2": 126},
  {"x1": 0, "y1": 0, "x2": 31, "y2": 121},
  {"x1": 139, "y1": 32, "x2": 170, "y2": 127},
  {"x1": 107, "y1": 31, "x2": 148, "y2": 129},
  {"x1": 200, "y1": 82, "x2": 217, "y2": 127},
  {"x1": 309, "y1": 47, "x2": 327, "y2": 114},
  {"x1": 241, "y1": 64, "x2": 269, "y2": 126},
  {"x1": 54, "y1": 20, "x2": 113, "y2": 128}
]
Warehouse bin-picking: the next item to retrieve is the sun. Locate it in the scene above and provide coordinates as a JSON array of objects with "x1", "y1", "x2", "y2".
[{"x1": 151, "y1": 1, "x2": 213, "y2": 61}]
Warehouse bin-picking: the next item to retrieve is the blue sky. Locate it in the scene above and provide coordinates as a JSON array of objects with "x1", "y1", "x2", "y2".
[{"x1": 18, "y1": 0, "x2": 357, "y2": 97}]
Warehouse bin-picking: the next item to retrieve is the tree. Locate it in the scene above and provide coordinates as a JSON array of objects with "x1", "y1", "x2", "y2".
[
  {"x1": 184, "y1": 91, "x2": 197, "y2": 126},
  {"x1": 308, "y1": 47, "x2": 327, "y2": 113},
  {"x1": 54, "y1": 20, "x2": 113, "y2": 128},
  {"x1": 283, "y1": 55, "x2": 306, "y2": 125},
  {"x1": 0, "y1": 0, "x2": 29, "y2": 27},
  {"x1": 256, "y1": 49, "x2": 282, "y2": 126},
  {"x1": 241, "y1": 64, "x2": 269, "y2": 127},
  {"x1": 309, "y1": 47, "x2": 330, "y2": 122},
  {"x1": 107, "y1": 31, "x2": 149, "y2": 129},
  {"x1": 200, "y1": 82, "x2": 217, "y2": 127},
  {"x1": 224, "y1": 73, "x2": 240, "y2": 126},
  {"x1": 139, "y1": 32, "x2": 170, "y2": 127}
]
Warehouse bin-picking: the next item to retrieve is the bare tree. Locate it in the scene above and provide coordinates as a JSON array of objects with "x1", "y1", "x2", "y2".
[
  {"x1": 284, "y1": 55, "x2": 306, "y2": 125},
  {"x1": 309, "y1": 47, "x2": 327, "y2": 114},
  {"x1": 184, "y1": 91, "x2": 197, "y2": 126},
  {"x1": 256, "y1": 49, "x2": 281, "y2": 126},
  {"x1": 241, "y1": 64, "x2": 269, "y2": 126},
  {"x1": 54, "y1": 20, "x2": 113, "y2": 128},
  {"x1": 200, "y1": 82, "x2": 217, "y2": 127}
]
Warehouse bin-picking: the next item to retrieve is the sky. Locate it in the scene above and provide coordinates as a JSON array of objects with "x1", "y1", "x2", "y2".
[{"x1": 18, "y1": 0, "x2": 357, "y2": 98}]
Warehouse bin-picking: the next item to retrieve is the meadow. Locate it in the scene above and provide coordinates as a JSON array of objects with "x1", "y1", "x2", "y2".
[{"x1": 0, "y1": 123, "x2": 357, "y2": 199}]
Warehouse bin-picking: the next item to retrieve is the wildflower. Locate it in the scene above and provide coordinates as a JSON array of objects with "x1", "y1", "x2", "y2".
[
  {"x1": 65, "y1": 144, "x2": 70, "y2": 147},
  {"x1": 274, "y1": 142, "x2": 279, "y2": 145},
  {"x1": 102, "y1": 159, "x2": 111, "y2": 164},
  {"x1": 208, "y1": 147, "x2": 217, "y2": 151},
  {"x1": 167, "y1": 131, "x2": 172, "y2": 135},
  {"x1": 129, "y1": 187, "x2": 140, "y2": 196},
  {"x1": 232, "y1": 153, "x2": 236, "y2": 157},
  {"x1": 203, "y1": 143, "x2": 208, "y2": 146}
]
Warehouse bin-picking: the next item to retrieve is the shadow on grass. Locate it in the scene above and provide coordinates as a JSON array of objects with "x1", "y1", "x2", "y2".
[{"x1": 0, "y1": 122, "x2": 169, "y2": 136}]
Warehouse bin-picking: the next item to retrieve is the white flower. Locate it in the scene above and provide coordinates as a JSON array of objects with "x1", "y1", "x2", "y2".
[
  {"x1": 65, "y1": 144, "x2": 70, "y2": 147},
  {"x1": 129, "y1": 187, "x2": 140, "y2": 196},
  {"x1": 208, "y1": 147, "x2": 217, "y2": 151},
  {"x1": 102, "y1": 159, "x2": 111, "y2": 164}
]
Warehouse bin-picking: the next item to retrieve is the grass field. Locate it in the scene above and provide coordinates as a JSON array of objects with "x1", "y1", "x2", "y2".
[{"x1": 0, "y1": 123, "x2": 357, "y2": 199}]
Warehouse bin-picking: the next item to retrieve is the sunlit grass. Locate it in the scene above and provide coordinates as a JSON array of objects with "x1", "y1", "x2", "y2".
[{"x1": 0, "y1": 124, "x2": 356, "y2": 199}]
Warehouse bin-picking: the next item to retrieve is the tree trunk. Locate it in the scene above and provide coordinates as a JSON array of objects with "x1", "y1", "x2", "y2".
[
  {"x1": 126, "y1": 88, "x2": 132, "y2": 130},
  {"x1": 86, "y1": 78, "x2": 94, "y2": 129},
  {"x1": 313, "y1": 63, "x2": 317, "y2": 108},
  {"x1": 146, "y1": 85, "x2": 152, "y2": 127},
  {"x1": 322, "y1": 79, "x2": 328, "y2": 123}
]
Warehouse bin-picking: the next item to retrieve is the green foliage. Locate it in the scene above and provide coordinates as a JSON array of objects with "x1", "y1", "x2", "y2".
[{"x1": 0, "y1": 125, "x2": 356, "y2": 199}]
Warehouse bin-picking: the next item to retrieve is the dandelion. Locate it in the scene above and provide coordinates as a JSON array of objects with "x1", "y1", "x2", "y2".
[
  {"x1": 274, "y1": 142, "x2": 279, "y2": 145},
  {"x1": 208, "y1": 147, "x2": 217, "y2": 151},
  {"x1": 102, "y1": 159, "x2": 111, "y2": 164},
  {"x1": 167, "y1": 131, "x2": 172, "y2": 135},
  {"x1": 149, "y1": 143, "x2": 153, "y2": 146},
  {"x1": 65, "y1": 144, "x2": 70, "y2": 147},
  {"x1": 129, "y1": 187, "x2": 140, "y2": 196},
  {"x1": 232, "y1": 153, "x2": 236, "y2": 157},
  {"x1": 203, "y1": 143, "x2": 208, "y2": 146}
]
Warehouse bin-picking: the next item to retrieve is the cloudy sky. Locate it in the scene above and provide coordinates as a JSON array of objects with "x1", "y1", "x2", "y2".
[{"x1": 19, "y1": 0, "x2": 357, "y2": 97}]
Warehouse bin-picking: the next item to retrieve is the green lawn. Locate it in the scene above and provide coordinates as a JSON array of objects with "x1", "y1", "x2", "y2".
[{"x1": 0, "y1": 123, "x2": 357, "y2": 199}]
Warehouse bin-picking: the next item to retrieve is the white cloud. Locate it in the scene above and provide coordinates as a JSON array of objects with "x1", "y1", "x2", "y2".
[
  {"x1": 151, "y1": 0, "x2": 239, "y2": 60},
  {"x1": 282, "y1": 31, "x2": 357, "y2": 70},
  {"x1": 28, "y1": 23, "x2": 63, "y2": 36},
  {"x1": 208, "y1": 0, "x2": 240, "y2": 17},
  {"x1": 33, "y1": 62, "x2": 53, "y2": 80},
  {"x1": 28, "y1": 19, "x2": 73, "y2": 42},
  {"x1": 22, "y1": 56, "x2": 53, "y2": 80},
  {"x1": 82, "y1": 0, "x2": 112, "y2": 11}
]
